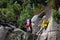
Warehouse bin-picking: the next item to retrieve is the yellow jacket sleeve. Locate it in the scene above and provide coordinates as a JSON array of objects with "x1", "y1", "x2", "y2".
[{"x1": 41, "y1": 21, "x2": 48, "y2": 27}]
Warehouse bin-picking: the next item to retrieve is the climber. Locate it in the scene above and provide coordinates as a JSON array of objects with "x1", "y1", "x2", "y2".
[
  {"x1": 41, "y1": 20, "x2": 49, "y2": 30},
  {"x1": 25, "y1": 19, "x2": 32, "y2": 33},
  {"x1": 37, "y1": 20, "x2": 49, "y2": 35}
]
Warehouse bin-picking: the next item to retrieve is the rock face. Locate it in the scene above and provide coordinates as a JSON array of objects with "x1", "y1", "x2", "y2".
[
  {"x1": 46, "y1": 16, "x2": 59, "y2": 32},
  {"x1": 46, "y1": 16, "x2": 59, "y2": 40},
  {"x1": 31, "y1": 15, "x2": 41, "y2": 34},
  {"x1": 7, "y1": 28, "x2": 38, "y2": 40},
  {"x1": 31, "y1": 8, "x2": 53, "y2": 34},
  {"x1": 0, "y1": 25, "x2": 8, "y2": 40},
  {"x1": 39, "y1": 16, "x2": 59, "y2": 40},
  {"x1": 32, "y1": 8, "x2": 60, "y2": 40}
]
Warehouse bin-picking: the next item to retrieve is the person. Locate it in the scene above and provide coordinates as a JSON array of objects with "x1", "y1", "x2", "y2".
[
  {"x1": 41, "y1": 20, "x2": 48, "y2": 29},
  {"x1": 25, "y1": 19, "x2": 32, "y2": 33},
  {"x1": 37, "y1": 20, "x2": 49, "y2": 35}
]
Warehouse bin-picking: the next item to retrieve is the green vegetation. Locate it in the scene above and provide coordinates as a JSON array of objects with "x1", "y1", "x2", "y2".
[
  {"x1": 52, "y1": 10, "x2": 60, "y2": 24},
  {"x1": 0, "y1": 0, "x2": 60, "y2": 28},
  {"x1": 0, "y1": 0, "x2": 48, "y2": 28}
]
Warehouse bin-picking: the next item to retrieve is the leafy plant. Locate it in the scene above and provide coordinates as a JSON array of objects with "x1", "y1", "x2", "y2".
[
  {"x1": 0, "y1": 0, "x2": 49, "y2": 28},
  {"x1": 52, "y1": 10, "x2": 60, "y2": 24}
]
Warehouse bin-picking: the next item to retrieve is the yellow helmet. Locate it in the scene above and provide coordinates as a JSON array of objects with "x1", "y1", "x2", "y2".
[{"x1": 41, "y1": 20, "x2": 48, "y2": 27}]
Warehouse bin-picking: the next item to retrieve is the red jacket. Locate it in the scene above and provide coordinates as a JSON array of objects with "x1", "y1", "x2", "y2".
[{"x1": 26, "y1": 23, "x2": 31, "y2": 27}]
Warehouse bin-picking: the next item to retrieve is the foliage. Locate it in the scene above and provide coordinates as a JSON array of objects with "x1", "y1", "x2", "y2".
[
  {"x1": 0, "y1": 0, "x2": 7, "y2": 8},
  {"x1": 52, "y1": 10, "x2": 60, "y2": 24},
  {"x1": 0, "y1": 1, "x2": 21, "y2": 23},
  {"x1": 17, "y1": 0, "x2": 33, "y2": 28},
  {"x1": 1, "y1": 8, "x2": 16, "y2": 22},
  {"x1": 48, "y1": 0, "x2": 55, "y2": 8},
  {"x1": 0, "y1": 0, "x2": 50, "y2": 28},
  {"x1": 48, "y1": 0, "x2": 60, "y2": 10},
  {"x1": 31, "y1": 0, "x2": 48, "y2": 6}
]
